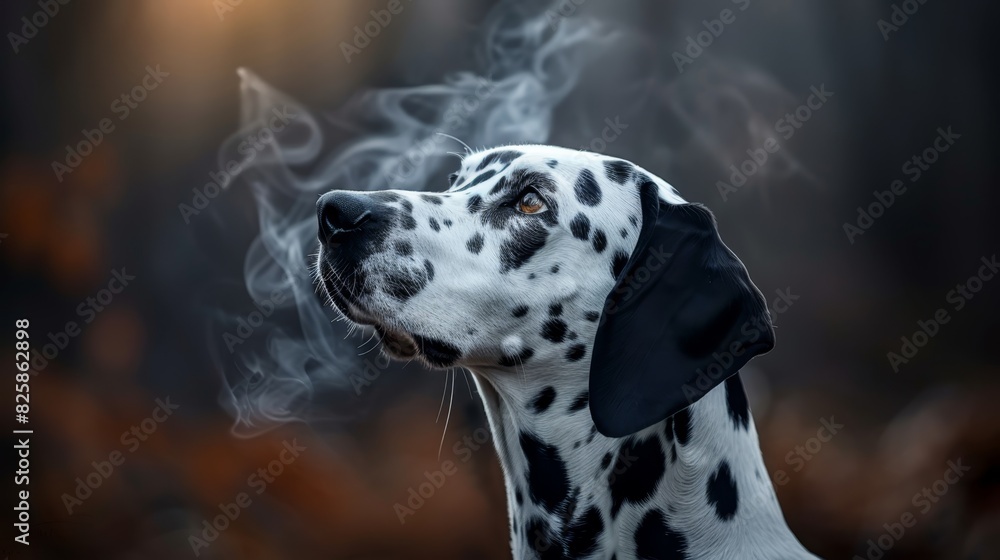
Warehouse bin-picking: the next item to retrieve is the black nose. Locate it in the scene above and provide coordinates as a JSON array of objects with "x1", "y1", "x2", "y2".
[{"x1": 317, "y1": 191, "x2": 375, "y2": 244}]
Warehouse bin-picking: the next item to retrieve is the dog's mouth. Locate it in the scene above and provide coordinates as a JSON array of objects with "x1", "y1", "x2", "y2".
[{"x1": 317, "y1": 257, "x2": 420, "y2": 360}]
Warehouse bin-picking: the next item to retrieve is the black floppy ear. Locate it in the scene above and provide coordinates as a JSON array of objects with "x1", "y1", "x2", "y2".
[{"x1": 589, "y1": 182, "x2": 774, "y2": 437}]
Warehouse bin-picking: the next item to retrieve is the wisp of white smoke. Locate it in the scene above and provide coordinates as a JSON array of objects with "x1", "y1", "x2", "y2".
[{"x1": 214, "y1": 1, "x2": 617, "y2": 437}]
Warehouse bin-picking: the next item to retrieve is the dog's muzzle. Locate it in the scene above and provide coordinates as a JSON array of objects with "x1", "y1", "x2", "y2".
[{"x1": 316, "y1": 190, "x2": 391, "y2": 308}]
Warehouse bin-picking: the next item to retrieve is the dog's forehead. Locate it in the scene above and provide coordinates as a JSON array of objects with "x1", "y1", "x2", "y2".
[{"x1": 449, "y1": 145, "x2": 611, "y2": 194}]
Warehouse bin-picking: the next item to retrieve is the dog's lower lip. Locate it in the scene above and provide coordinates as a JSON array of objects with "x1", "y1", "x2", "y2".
[{"x1": 374, "y1": 324, "x2": 418, "y2": 358}]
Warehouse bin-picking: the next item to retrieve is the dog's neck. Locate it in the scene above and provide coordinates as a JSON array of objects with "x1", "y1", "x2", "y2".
[{"x1": 471, "y1": 364, "x2": 815, "y2": 559}]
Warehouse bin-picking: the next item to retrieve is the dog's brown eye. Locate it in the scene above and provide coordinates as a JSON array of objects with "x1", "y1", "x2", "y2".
[{"x1": 517, "y1": 191, "x2": 546, "y2": 214}]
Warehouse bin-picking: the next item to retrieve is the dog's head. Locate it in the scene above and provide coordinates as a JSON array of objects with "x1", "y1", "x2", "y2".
[{"x1": 316, "y1": 145, "x2": 773, "y2": 436}]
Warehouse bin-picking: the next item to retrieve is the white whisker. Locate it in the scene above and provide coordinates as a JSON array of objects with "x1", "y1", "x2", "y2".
[{"x1": 438, "y1": 370, "x2": 455, "y2": 461}]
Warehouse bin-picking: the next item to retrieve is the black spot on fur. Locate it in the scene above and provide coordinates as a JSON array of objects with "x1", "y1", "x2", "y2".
[
  {"x1": 549, "y1": 303, "x2": 562, "y2": 317},
  {"x1": 400, "y1": 199, "x2": 413, "y2": 213},
  {"x1": 601, "y1": 452, "x2": 612, "y2": 470},
  {"x1": 707, "y1": 461, "x2": 739, "y2": 521},
  {"x1": 412, "y1": 334, "x2": 462, "y2": 367},
  {"x1": 515, "y1": 488, "x2": 524, "y2": 505},
  {"x1": 629, "y1": 214, "x2": 639, "y2": 227},
  {"x1": 512, "y1": 305, "x2": 530, "y2": 318},
  {"x1": 611, "y1": 250, "x2": 629, "y2": 279},
  {"x1": 541, "y1": 319, "x2": 567, "y2": 343},
  {"x1": 488, "y1": 174, "x2": 510, "y2": 196},
  {"x1": 420, "y1": 194, "x2": 443, "y2": 205},
  {"x1": 371, "y1": 191, "x2": 401, "y2": 202},
  {"x1": 565, "y1": 344, "x2": 586, "y2": 362},
  {"x1": 604, "y1": 160, "x2": 633, "y2": 184},
  {"x1": 567, "y1": 331, "x2": 578, "y2": 340},
  {"x1": 569, "y1": 391, "x2": 589, "y2": 412},
  {"x1": 477, "y1": 150, "x2": 523, "y2": 171},
  {"x1": 467, "y1": 194, "x2": 484, "y2": 214},
  {"x1": 574, "y1": 169, "x2": 602, "y2": 206},
  {"x1": 443, "y1": 219, "x2": 453, "y2": 227},
  {"x1": 400, "y1": 214, "x2": 417, "y2": 230},
  {"x1": 672, "y1": 409, "x2": 692, "y2": 446},
  {"x1": 520, "y1": 431, "x2": 569, "y2": 512},
  {"x1": 550, "y1": 264, "x2": 560, "y2": 274},
  {"x1": 546, "y1": 159, "x2": 558, "y2": 168},
  {"x1": 467, "y1": 232, "x2": 485, "y2": 254},
  {"x1": 394, "y1": 240, "x2": 412, "y2": 256},
  {"x1": 620, "y1": 227, "x2": 628, "y2": 238},
  {"x1": 523, "y1": 517, "x2": 563, "y2": 560},
  {"x1": 570, "y1": 213, "x2": 591, "y2": 240},
  {"x1": 499, "y1": 347, "x2": 534, "y2": 367},
  {"x1": 528, "y1": 273, "x2": 537, "y2": 280},
  {"x1": 564, "y1": 506, "x2": 604, "y2": 558},
  {"x1": 725, "y1": 376, "x2": 751, "y2": 430},
  {"x1": 532, "y1": 387, "x2": 557, "y2": 413},
  {"x1": 383, "y1": 270, "x2": 426, "y2": 302},
  {"x1": 634, "y1": 509, "x2": 689, "y2": 559},
  {"x1": 423, "y1": 260, "x2": 434, "y2": 281},
  {"x1": 585, "y1": 311, "x2": 600, "y2": 322},
  {"x1": 453, "y1": 169, "x2": 496, "y2": 192},
  {"x1": 428, "y1": 217, "x2": 440, "y2": 231},
  {"x1": 500, "y1": 221, "x2": 548, "y2": 273},
  {"x1": 592, "y1": 229, "x2": 607, "y2": 253},
  {"x1": 609, "y1": 436, "x2": 666, "y2": 518}
]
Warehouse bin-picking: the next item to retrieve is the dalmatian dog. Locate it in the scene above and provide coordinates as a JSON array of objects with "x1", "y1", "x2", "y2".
[{"x1": 315, "y1": 145, "x2": 820, "y2": 559}]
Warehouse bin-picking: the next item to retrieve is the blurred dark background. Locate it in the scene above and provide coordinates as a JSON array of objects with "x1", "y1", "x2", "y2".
[{"x1": 2, "y1": 1, "x2": 1000, "y2": 558}]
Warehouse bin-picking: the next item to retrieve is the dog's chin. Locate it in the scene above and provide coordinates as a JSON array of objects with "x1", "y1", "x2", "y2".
[
  {"x1": 318, "y1": 276, "x2": 420, "y2": 360},
  {"x1": 318, "y1": 262, "x2": 460, "y2": 368}
]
